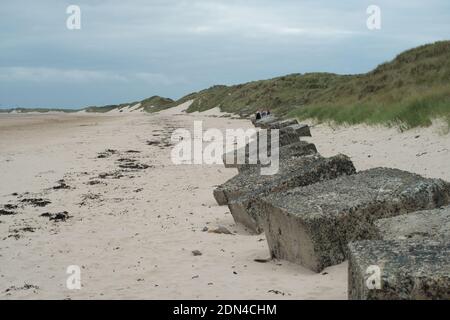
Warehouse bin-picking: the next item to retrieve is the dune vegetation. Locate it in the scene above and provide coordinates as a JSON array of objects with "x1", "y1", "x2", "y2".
[{"x1": 181, "y1": 41, "x2": 450, "y2": 129}]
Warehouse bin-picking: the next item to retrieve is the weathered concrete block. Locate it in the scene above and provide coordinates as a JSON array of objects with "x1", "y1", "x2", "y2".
[
  {"x1": 279, "y1": 124, "x2": 311, "y2": 138},
  {"x1": 255, "y1": 116, "x2": 278, "y2": 128},
  {"x1": 238, "y1": 141, "x2": 318, "y2": 174},
  {"x1": 213, "y1": 188, "x2": 229, "y2": 206},
  {"x1": 375, "y1": 206, "x2": 450, "y2": 241},
  {"x1": 278, "y1": 131, "x2": 301, "y2": 147},
  {"x1": 258, "y1": 168, "x2": 450, "y2": 272},
  {"x1": 223, "y1": 141, "x2": 318, "y2": 173},
  {"x1": 348, "y1": 240, "x2": 450, "y2": 300},
  {"x1": 216, "y1": 154, "x2": 356, "y2": 232},
  {"x1": 268, "y1": 119, "x2": 299, "y2": 130},
  {"x1": 270, "y1": 124, "x2": 312, "y2": 147}
]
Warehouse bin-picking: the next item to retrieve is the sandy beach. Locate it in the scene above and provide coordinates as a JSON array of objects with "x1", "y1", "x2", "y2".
[{"x1": 0, "y1": 106, "x2": 449, "y2": 300}]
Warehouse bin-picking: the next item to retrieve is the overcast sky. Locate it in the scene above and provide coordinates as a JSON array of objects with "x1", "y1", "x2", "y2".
[{"x1": 1, "y1": 0, "x2": 449, "y2": 109}]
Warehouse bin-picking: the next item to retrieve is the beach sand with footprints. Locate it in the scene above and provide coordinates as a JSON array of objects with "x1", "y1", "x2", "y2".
[{"x1": 0, "y1": 104, "x2": 449, "y2": 299}]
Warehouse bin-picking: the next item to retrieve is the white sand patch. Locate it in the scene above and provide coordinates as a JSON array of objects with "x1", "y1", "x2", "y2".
[
  {"x1": 128, "y1": 103, "x2": 142, "y2": 112},
  {"x1": 106, "y1": 103, "x2": 144, "y2": 114},
  {"x1": 107, "y1": 105, "x2": 127, "y2": 114},
  {"x1": 158, "y1": 99, "x2": 194, "y2": 115},
  {"x1": 302, "y1": 119, "x2": 450, "y2": 180}
]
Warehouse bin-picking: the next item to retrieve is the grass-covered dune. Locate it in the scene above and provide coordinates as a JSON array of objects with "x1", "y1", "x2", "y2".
[
  {"x1": 83, "y1": 96, "x2": 175, "y2": 113},
  {"x1": 180, "y1": 41, "x2": 450, "y2": 129}
]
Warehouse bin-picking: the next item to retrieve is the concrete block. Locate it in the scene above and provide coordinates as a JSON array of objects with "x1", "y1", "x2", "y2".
[
  {"x1": 258, "y1": 168, "x2": 450, "y2": 272},
  {"x1": 348, "y1": 239, "x2": 450, "y2": 300}
]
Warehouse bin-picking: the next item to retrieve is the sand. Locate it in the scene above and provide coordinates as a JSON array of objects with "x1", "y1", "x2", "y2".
[
  {"x1": 0, "y1": 108, "x2": 448, "y2": 300},
  {"x1": 304, "y1": 120, "x2": 450, "y2": 181}
]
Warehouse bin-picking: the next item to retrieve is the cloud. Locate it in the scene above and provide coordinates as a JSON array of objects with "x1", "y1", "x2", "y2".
[
  {"x1": 0, "y1": 67, "x2": 185, "y2": 86},
  {"x1": 0, "y1": 67, "x2": 128, "y2": 83},
  {"x1": 127, "y1": 0, "x2": 360, "y2": 38},
  {"x1": 134, "y1": 72, "x2": 187, "y2": 85}
]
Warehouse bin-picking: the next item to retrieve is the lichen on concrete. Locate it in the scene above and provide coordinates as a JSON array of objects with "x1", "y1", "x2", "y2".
[
  {"x1": 375, "y1": 205, "x2": 450, "y2": 241},
  {"x1": 348, "y1": 239, "x2": 450, "y2": 300},
  {"x1": 258, "y1": 168, "x2": 450, "y2": 272},
  {"x1": 223, "y1": 141, "x2": 318, "y2": 173}
]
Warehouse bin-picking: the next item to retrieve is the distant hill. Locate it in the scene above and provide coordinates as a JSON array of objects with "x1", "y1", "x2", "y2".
[
  {"x1": 179, "y1": 40, "x2": 450, "y2": 129},
  {"x1": 4, "y1": 41, "x2": 449, "y2": 129},
  {"x1": 83, "y1": 95, "x2": 175, "y2": 113},
  {"x1": 0, "y1": 108, "x2": 77, "y2": 113}
]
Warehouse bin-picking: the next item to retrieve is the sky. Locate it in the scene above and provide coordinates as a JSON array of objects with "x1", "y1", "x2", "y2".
[{"x1": 1, "y1": 0, "x2": 449, "y2": 109}]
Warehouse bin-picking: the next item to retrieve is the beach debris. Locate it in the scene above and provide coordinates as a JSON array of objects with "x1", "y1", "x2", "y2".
[
  {"x1": 416, "y1": 152, "x2": 428, "y2": 157},
  {"x1": 254, "y1": 258, "x2": 272, "y2": 263},
  {"x1": 208, "y1": 226, "x2": 233, "y2": 235},
  {"x1": 1, "y1": 205, "x2": 18, "y2": 216},
  {"x1": 98, "y1": 171, "x2": 124, "y2": 179},
  {"x1": 192, "y1": 250, "x2": 202, "y2": 256},
  {"x1": 20, "y1": 198, "x2": 51, "y2": 207},
  {"x1": 6, "y1": 226, "x2": 35, "y2": 240},
  {"x1": 268, "y1": 289, "x2": 286, "y2": 296},
  {"x1": 146, "y1": 140, "x2": 161, "y2": 146},
  {"x1": 117, "y1": 158, "x2": 150, "y2": 170},
  {"x1": 4, "y1": 283, "x2": 40, "y2": 293},
  {"x1": 4, "y1": 204, "x2": 18, "y2": 210},
  {"x1": 8, "y1": 227, "x2": 35, "y2": 239},
  {"x1": 79, "y1": 193, "x2": 102, "y2": 206},
  {"x1": 53, "y1": 179, "x2": 71, "y2": 190},
  {"x1": 97, "y1": 149, "x2": 117, "y2": 159},
  {"x1": 14, "y1": 227, "x2": 35, "y2": 233},
  {"x1": 40, "y1": 211, "x2": 70, "y2": 222},
  {"x1": 87, "y1": 180, "x2": 104, "y2": 185}
]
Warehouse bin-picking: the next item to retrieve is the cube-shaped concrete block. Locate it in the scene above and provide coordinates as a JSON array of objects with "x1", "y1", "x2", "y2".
[
  {"x1": 348, "y1": 240, "x2": 450, "y2": 300},
  {"x1": 258, "y1": 168, "x2": 450, "y2": 272},
  {"x1": 216, "y1": 154, "x2": 356, "y2": 231},
  {"x1": 375, "y1": 206, "x2": 450, "y2": 241}
]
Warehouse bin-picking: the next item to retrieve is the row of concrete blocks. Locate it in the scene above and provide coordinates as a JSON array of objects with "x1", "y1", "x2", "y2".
[
  {"x1": 222, "y1": 117, "x2": 313, "y2": 174},
  {"x1": 214, "y1": 116, "x2": 450, "y2": 299}
]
